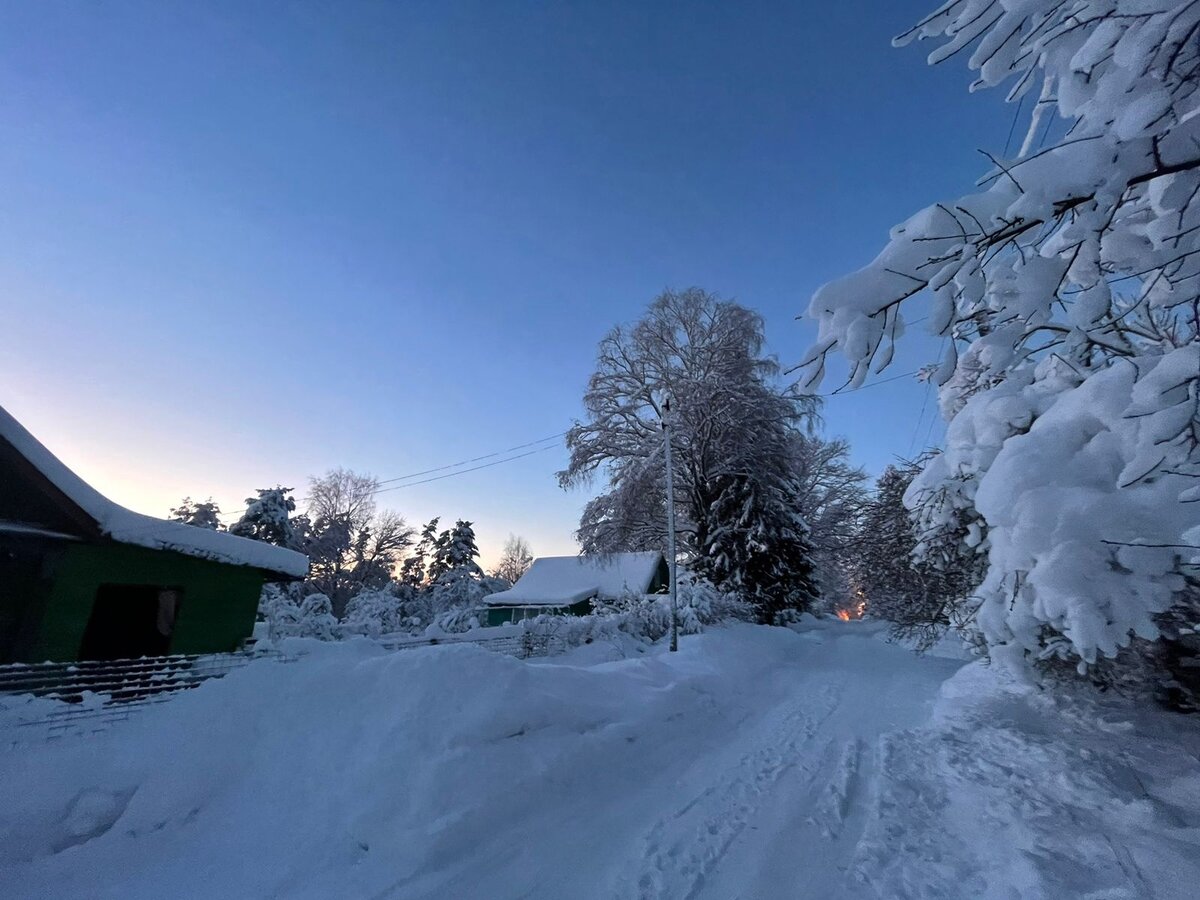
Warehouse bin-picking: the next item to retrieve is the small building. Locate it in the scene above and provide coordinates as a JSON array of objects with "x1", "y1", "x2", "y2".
[
  {"x1": 0, "y1": 405, "x2": 308, "y2": 664},
  {"x1": 482, "y1": 551, "x2": 669, "y2": 626}
]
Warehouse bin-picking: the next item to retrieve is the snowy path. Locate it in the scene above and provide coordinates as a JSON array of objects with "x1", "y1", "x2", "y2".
[
  {"x1": 393, "y1": 625, "x2": 965, "y2": 900},
  {"x1": 2, "y1": 622, "x2": 1198, "y2": 900},
  {"x1": 617, "y1": 629, "x2": 963, "y2": 900}
]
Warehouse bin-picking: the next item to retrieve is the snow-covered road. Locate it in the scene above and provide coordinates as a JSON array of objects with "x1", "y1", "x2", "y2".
[
  {"x1": 597, "y1": 626, "x2": 959, "y2": 900},
  {"x1": 2, "y1": 621, "x2": 1197, "y2": 899},
  {"x1": 666, "y1": 630, "x2": 963, "y2": 900}
]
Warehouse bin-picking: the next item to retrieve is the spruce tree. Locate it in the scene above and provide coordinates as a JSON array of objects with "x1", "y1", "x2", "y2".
[
  {"x1": 856, "y1": 464, "x2": 978, "y2": 650},
  {"x1": 400, "y1": 517, "x2": 440, "y2": 587},
  {"x1": 700, "y1": 474, "x2": 820, "y2": 624},
  {"x1": 169, "y1": 497, "x2": 222, "y2": 530},
  {"x1": 229, "y1": 487, "x2": 298, "y2": 548},
  {"x1": 430, "y1": 520, "x2": 483, "y2": 581}
]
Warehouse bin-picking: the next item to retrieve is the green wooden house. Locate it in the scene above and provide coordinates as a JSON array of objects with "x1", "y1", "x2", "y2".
[
  {"x1": 0, "y1": 405, "x2": 308, "y2": 664},
  {"x1": 482, "y1": 551, "x2": 668, "y2": 626}
]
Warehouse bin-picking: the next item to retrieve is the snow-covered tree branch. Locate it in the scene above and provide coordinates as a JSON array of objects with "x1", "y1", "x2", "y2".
[{"x1": 802, "y1": 0, "x2": 1200, "y2": 701}]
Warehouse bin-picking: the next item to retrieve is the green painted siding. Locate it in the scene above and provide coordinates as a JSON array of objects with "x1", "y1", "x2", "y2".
[
  {"x1": 485, "y1": 598, "x2": 592, "y2": 627},
  {"x1": 0, "y1": 541, "x2": 59, "y2": 663},
  {"x1": 28, "y1": 543, "x2": 265, "y2": 662}
]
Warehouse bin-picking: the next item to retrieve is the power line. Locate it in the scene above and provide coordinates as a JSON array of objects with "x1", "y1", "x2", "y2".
[
  {"x1": 223, "y1": 432, "x2": 569, "y2": 515},
  {"x1": 373, "y1": 445, "x2": 559, "y2": 495},
  {"x1": 816, "y1": 369, "x2": 921, "y2": 396},
  {"x1": 376, "y1": 432, "x2": 566, "y2": 486},
  {"x1": 908, "y1": 378, "x2": 932, "y2": 457},
  {"x1": 222, "y1": 368, "x2": 932, "y2": 519}
]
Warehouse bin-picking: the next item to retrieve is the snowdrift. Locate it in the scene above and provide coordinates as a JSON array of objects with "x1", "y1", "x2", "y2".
[
  {"x1": 0, "y1": 627, "x2": 804, "y2": 898},
  {"x1": 2, "y1": 622, "x2": 1198, "y2": 899}
]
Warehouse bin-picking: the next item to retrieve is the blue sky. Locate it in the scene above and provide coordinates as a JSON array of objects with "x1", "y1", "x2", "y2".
[{"x1": 0, "y1": 1, "x2": 1011, "y2": 565}]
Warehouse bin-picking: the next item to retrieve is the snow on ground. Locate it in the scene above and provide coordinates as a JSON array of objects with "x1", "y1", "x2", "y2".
[{"x1": 1, "y1": 621, "x2": 1197, "y2": 899}]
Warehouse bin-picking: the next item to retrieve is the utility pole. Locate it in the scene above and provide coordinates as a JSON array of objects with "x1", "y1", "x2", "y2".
[{"x1": 662, "y1": 398, "x2": 679, "y2": 652}]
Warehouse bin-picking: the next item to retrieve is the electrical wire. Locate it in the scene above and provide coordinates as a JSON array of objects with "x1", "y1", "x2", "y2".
[
  {"x1": 375, "y1": 432, "x2": 566, "y2": 486},
  {"x1": 222, "y1": 362, "x2": 933, "y2": 517},
  {"x1": 815, "y1": 369, "x2": 921, "y2": 396},
  {"x1": 223, "y1": 433, "x2": 569, "y2": 515},
  {"x1": 373, "y1": 445, "x2": 558, "y2": 495}
]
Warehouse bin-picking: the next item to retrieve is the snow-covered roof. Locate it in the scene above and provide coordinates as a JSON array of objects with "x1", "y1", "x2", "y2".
[
  {"x1": 483, "y1": 552, "x2": 664, "y2": 607},
  {"x1": 0, "y1": 404, "x2": 309, "y2": 578}
]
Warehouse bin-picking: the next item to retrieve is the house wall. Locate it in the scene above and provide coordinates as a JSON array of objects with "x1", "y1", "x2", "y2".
[
  {"x1": 485, "y1": 599, "x2": 592, "y2": 627},
  {"x1": 28, "y1": 543, "x2": 266, "y2": 662},
  {"x1": 0, "y1": 537, "x2": 63, "y2": 664}
]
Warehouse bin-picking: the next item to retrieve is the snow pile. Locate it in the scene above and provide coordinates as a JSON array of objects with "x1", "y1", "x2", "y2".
[
  {"x1": 0, "y1": 405, "x2": 308, "y2": 578},
  {"x1": 856, "y1": 661, "x2": 1200, "y2": 899},
  {"x1": 0, "y1": 627, "x2": 798, "y2": 898},
  {"x1": 3, "y1": 623, "x2": 1197, "y2": 899},
  {"x1": 483, "y1": 551, "x2": 664, "y2": 607}
]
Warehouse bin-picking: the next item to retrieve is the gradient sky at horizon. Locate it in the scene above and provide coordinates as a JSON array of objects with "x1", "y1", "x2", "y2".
[{"x1": 0, "y1": 0, "x2": 1014, "y2": 566}]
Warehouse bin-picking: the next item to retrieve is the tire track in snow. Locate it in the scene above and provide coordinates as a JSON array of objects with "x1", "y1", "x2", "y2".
[
  {"x1": 622, "y1": 684, "x2": 843, "y2": 900},
  {"x1": 810, "y1": 738, "x2": 865, "y2": 840}
]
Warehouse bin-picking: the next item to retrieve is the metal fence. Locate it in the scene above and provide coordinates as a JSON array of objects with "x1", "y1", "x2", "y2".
[
  {"x1": 377, "y1": 628, "x2": 566, "y2": 658},
  {"x1": 0, "y1": 627, "x2": 565, "y2": 744},
  {"x1": 0, "y1": 651, "x2": 274, "y2": 742}
]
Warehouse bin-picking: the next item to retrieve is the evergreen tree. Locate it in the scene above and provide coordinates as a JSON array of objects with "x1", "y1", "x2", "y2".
[
  {"x1": 700, "y1": 473, "x2": 819, "y2": 624},
  {"x1": 168, "y1": 497, "x2": 222, "y2": 530},
  {"x1": 229, "y1": 487, "x2": 298, "y2": 548},
  {"x1": 429, "y1": 520, "x2": 483, "y2": 582},
  {"x1": 856, "y1": 464, "x2": 980, "y2": 650},
  {"x1": 426, "y1": 520, "x2": 492, "y2": 620},
  {"x1": 401, "y1": 517, "x2": 440, "y2": 587}
]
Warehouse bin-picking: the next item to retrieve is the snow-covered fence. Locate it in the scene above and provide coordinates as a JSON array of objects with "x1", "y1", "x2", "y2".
[
  {"x1": 0, "y1": 629, "x2": 565, "y2": 744},
  {"x1": 376, "y1": 628, "x2": 566, "y2": 659},
  {"x1": 0, "y1": 652, "x2": 280, "y2": 742}
]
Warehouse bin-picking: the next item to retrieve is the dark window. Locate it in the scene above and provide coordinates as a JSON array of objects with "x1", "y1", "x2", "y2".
[{"x1": 78, "y1": 584, "x2": 184, "y2": 660}]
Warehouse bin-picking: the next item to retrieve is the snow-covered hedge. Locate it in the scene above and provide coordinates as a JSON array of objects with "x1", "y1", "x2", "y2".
[
  {"x1": 260, "y1": 575, "x2": 751, "y2": 650},
  {"x1": 554, "y1": 575, "x2": 755, "y2": 647}
]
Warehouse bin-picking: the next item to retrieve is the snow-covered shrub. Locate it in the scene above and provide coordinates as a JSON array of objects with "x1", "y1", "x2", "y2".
[
  {"x1": 610, "y1": 592, "x2": 677, "y2": 642},
  {"x1": 342, "y1": 588, "x2": 406, "y2": 638},
  {"x1": 425, "y1": 606, "x2": 481, "y2": 637},
  {"x1": 525, "y1": 612, "x2": 627, "y2": 650},
  {"x1": 586, "y1": 575, "x2": 751, "y2": 643},
  {"x1": 295, "y1": 593, "x2": 338, "y2": 640},
  {"x1": 257, "y1": 583, "x2": 300, "y2": 638},
  {"x1": 258, "y1": 585, "x2": 338, "y2": 640},
  {"x1": 677, "y1": 573, "x2": 755, "y2": 624}
]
